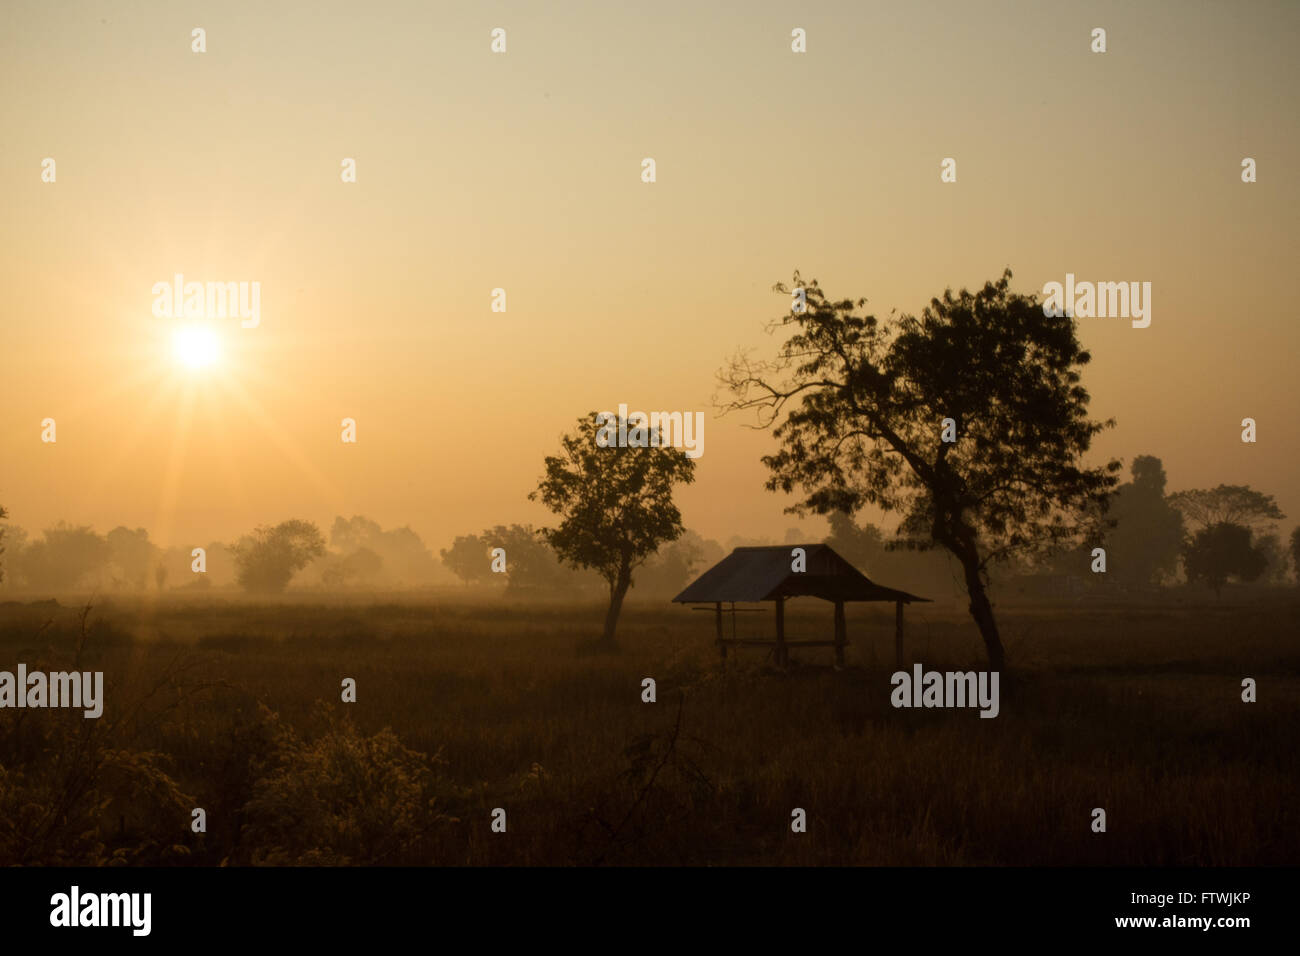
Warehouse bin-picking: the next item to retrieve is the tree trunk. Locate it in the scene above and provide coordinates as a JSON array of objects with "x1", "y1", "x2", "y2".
[
  {"x1": 601, "y1": 561, "x2": 632, "y2": 644},
  {"x1": 959, "y1": 554, "x2": 1005, "y2": 670}
]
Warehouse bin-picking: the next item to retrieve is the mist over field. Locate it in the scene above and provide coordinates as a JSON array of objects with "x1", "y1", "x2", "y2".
[
  {"x1": 2, "y1": 0, "x2": 1298, "y2": 892},
  {"x1": 2, "y1": 591, "x2": 1296, "y2": 866}
]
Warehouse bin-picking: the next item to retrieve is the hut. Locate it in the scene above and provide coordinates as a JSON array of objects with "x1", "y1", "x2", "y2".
[{"x1": 672, "y1": 544, "x2": 928, "y2": 667}]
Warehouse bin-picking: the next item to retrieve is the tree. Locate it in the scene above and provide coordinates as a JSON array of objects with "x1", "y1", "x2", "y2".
[
  {"x1": 440, "y1": 524, "x2": 599, "y2": 592},
  {"x1": 329, "y1": 515, "x2": 437, "y2": 585},
  {"x1": 1184, "y1": 523, "x2": 1267, "y2": 597},
  {"x1": 440, "y1": 532, "x2": 494, "y2": 585},
  {"x1": 320, "y1": 547, "x2": 384, "y2": 588},
  {"x1": 530, "y1": 412, "x2": 696, "y2": 645},
  {"x1": 1253, "y1": 533, "x2": 1289, "y2": 586},
  {"x1": 824, "y1": 511, "x2": 887, "y2": 571},
  {"x1": 18, "y1": 523, "x2": 110, "y2": 592},
  {"x1": 1167, "y1": 485, "x2": 1284, "y2": 534},
  {"x1": 372, "y1": 526, "x2": 438, "y2": 582},
  {"x1": 106, "y1": 526, "x2": 158, "y2": 590},
  {"x1": 1291, "y1": 527, "x2": 1300, "y2": 586},
  {"x1": 0, "y1": 506, "x2": 7, "y2": 585},
  {"x1": 231, "y1": 520, "x2": 326, "y2": 593},
  {"x1": 202, "y1": 540, "x2": 237, "y2": 587},
  {"x1": 329, "y1": 515, "x2": 384, "y2": 553},
  {"x1": 484, "y1": 525, "x2": 545, "y2": 590},
  {"x1": 487, "y1": 524, "x2": 596, "y2": 593},
  {"x1": 635, "y1": 531, "x2": 708, "y2": 597},
  {"x1": 1103, "y1": 455, "x2": 1184, "y2": 586},
  {"x1": 823, "y1": 510, "x2": 964, "y2": 600},
  {"x1": 721, "y1": 269, "x2": 1120, "y2": 668}
]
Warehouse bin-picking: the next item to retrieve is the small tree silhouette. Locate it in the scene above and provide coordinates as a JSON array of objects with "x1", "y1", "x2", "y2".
[
  {"x1": 230, "y1": 520, "x2": 326, "y2": 594},
  {"x1": 1168, "y1": 484, "x2": 1284, "y2": 534},
  {"x1": 531, "y1": 412, "x2": 696, "y2": 645},
  {"x1": 1184, "y1": 523, "x2": 1268, "y2": 597}
]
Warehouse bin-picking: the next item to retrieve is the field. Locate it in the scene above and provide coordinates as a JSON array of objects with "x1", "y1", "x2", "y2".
[{"x1": 1, "y1": 593, "x2": 1296, "y2": 866}]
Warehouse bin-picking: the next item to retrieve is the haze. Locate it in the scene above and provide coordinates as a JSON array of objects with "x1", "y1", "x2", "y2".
[{"x1": 2, "y1": 0, "x2": 1297, "y2": 553}]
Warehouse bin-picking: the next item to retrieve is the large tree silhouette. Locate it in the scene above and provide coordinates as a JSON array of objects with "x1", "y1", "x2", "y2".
[
  {"x1": 531, "y1": 412, "x2": 696, "y2": 645},
  {"x1": 721, "y1": 269, "x2": 1120, "y2": 668},
  {"x1": 1103, "y1": 455, "x2": 1184, "y2": 586}
]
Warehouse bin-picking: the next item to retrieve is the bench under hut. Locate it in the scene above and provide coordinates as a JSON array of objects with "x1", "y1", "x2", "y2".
[{"x1": 672, "y1": 544, "x2": 929, "y2": 668}]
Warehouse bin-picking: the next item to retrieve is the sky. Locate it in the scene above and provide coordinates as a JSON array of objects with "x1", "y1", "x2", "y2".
[{"x1": 2, "y1": 0, "x2": 1298, "y2": 553}]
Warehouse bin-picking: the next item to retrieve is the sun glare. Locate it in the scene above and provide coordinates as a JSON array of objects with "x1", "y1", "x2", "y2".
[{"x1": 172, "y1": 324, "x2": 221, "y2": 370}]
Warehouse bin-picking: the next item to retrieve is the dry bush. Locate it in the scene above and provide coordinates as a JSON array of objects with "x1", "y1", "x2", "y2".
[{"x1": 238, "y1": 703, "x2": 448, "y2": 865}]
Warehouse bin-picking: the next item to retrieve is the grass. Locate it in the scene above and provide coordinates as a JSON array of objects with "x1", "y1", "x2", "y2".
[{"x1": 0, "y1": 592, "x2": 1296, "y2": 865}]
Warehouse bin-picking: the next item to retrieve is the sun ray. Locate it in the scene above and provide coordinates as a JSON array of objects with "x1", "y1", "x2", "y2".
[
  {"x1": 79, "y1": 374, "x2": 184, "y2": 506},
  {"x1": 195, "y1": 371, "x2": 251, "y2": 520},
  {"x1": 218, "y1": 376, "x2": 345, "y2": 511},
  {"x1": 150, "y1": 382, "x2": 198, "y2": 549}
]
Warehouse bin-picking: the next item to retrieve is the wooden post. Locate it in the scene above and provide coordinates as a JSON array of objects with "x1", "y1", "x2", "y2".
[
  {"x1": 715, "y1": 601, "x2": 726, "y2": 663},
  {"x1": 833, "y1": 600, "x2": 846, "y2": 668},
  {"x1": 894, "y1": 599, "x2": 904, "y2": 669},
  {"x1": 775, "y1": 597, "x2": 787, "y2": 668}
]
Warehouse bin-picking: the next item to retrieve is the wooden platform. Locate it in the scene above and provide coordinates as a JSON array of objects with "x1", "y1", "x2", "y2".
[{"x1": 695, "y1": 596, "x2": 904, "y2": 668}]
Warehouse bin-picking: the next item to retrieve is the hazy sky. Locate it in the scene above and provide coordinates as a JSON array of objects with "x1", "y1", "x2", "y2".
[{"x1": 2, "y1": 0, "x2": 1298, "y2": 553}]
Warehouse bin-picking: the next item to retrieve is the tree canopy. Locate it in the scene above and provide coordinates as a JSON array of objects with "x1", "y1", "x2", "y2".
[
  {"x1": 1290, "y1": 528, "x2": 1300, "y2": 585},
  {"x1": 530, "y1": 412, "x2": 696, "y2": 644},
  {"x1": 1184, "y1": 522, "x2": 1268, "y2": 596},
  {"x1": 1168, "y1": 485, "x2": 1284, "y2": 533},
  {"x1": 721, "y1": 269, "x2": 1120, "y2": 667},
  {"x1": 231, "y1": 520, "x2": 326, "y2": 594},
  {"x1": 1103, "y1": 455, "x2": 1184, "y2": 586}
]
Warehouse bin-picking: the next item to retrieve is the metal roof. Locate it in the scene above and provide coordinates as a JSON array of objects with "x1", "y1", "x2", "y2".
[{"x1": 671, "y1": 544, "x2": 929, "y2": 604}]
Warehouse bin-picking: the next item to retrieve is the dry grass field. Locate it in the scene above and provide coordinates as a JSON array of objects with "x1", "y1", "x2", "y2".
[{"x1": 1, "y1": 592, "x2": 1296, "y2": 866}]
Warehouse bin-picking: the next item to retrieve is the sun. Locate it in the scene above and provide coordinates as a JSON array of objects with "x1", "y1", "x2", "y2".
[{"x1": 171, "y1": 324, "x2": 222, "y2": 370}]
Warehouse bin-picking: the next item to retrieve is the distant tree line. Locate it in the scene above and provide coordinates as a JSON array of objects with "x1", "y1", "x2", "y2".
[
  {"x1": 992, "y1": 456, "x2": 1291, "y2": 597},
  {"x1": 0, "y1": 513, "x2": 440, "y2": 594},
  {"x1": 1, "y1": 457, "x2": 1294, "y2": 604}
]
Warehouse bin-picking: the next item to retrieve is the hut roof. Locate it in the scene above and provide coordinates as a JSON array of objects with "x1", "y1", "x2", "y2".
[{"x1": 672, "y1": 544, "x2": 929, "y2": 605}]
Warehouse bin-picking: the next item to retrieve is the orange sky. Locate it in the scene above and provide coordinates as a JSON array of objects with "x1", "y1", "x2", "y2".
[{"x1": 2, "y1": 0, "x2": 1298, "y2": 553}]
